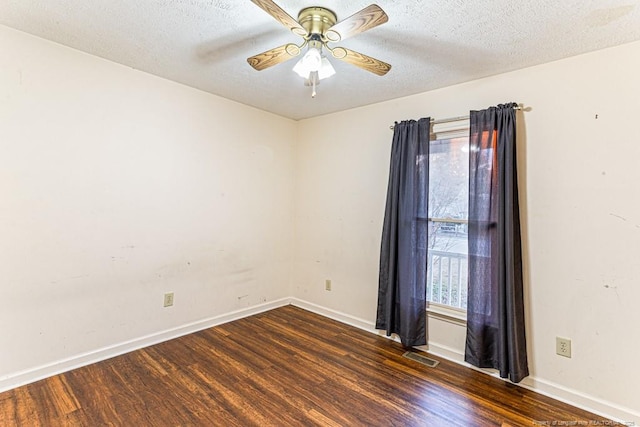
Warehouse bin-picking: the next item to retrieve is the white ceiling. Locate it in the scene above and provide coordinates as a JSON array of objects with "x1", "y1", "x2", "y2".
[{"x1": 2, "y1": 0, "x2": 640, "y2": 120}]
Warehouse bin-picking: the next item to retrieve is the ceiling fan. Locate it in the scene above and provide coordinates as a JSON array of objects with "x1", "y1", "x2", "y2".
[{"x1": 247, "y1": 0, "x2": 391, "y2": 97}]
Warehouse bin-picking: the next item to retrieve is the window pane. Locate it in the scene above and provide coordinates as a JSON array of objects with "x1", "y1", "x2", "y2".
[
  {"x1": 428, "y1": 137, "x2": 469, "y2": 220},
  {"x1": 427, "y1": 137, "x2": 469, "y2": 310}
]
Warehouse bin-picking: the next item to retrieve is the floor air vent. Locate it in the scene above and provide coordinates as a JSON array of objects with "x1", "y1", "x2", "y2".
[{"x1": 402, "y1": 351, "x2": 440, "y2": 368}]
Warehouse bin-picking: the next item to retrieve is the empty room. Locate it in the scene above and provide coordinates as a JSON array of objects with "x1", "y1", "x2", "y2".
[{"x1": 1, "y1": 1, "x2": 639, "y2": 425}]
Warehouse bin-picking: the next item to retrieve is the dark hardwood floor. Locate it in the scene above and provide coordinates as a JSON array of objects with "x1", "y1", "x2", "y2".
[{"x1": 0, "y1": 305, "x2": 611, "y2": 426}]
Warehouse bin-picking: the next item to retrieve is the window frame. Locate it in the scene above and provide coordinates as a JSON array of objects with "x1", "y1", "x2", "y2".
[{"x1": 426, "y1": 118, "x2": 470, "y2": 325}]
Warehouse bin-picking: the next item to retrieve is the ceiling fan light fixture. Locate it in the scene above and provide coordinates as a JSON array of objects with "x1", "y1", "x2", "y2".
[
  {"x1": 295, "y1": 50, "x2": 335, "y2": 98},
  {"x1": 293, "y1": 47, "x2": 322, "y2": 78},
  {"x1": 293, "y1": 48, "x2": 335, "y2": 80},
  {"x1": 318, "y1": 56, "x2": 336, "y2": 80}
]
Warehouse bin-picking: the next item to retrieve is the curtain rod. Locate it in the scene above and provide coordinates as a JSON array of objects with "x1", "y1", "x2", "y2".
[{"x1": 389, "y1": 106, "x2": 523, "y2": 130}]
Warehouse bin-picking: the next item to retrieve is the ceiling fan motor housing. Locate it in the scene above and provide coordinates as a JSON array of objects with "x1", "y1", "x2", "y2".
[{"x1": 297, "y1": 7, "x2": 337, "y2": 38}]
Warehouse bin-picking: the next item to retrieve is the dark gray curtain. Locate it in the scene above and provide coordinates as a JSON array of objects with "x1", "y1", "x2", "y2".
[
  {"x1": 465, "y1": 102, "x2": 528, "y2": 383},
  {"x1": 376, "y1": 118, "x2": 430, "y2": 348}
]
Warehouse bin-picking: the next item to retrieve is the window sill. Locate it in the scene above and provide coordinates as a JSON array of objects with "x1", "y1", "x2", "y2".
[{"x1": 427, "y1": 303, "x2": 467, "y2": 326}]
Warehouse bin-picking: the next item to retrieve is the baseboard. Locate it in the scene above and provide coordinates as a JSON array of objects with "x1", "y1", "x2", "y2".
[
  {"x1": 424, "y1": 341, "x2": 639, "y2": 424},
  {"x1": 290, "y1": 298, "x2": 639, "y2": 425},
  {"x1": 517, "y1": 376, "x2": 639, "y2": 425},
  {"x1": 3, "y1": 297, "x2": 638, "y2": 424},
  {"x1": 288, "y1": 298, "x2": 379, "y2": 335},
  {"x1": 0, "y1": 297, "x2": 291, "y2": 393},
  {"x1": 425, "y1": 340, "x2": 466, "y2": 362}
]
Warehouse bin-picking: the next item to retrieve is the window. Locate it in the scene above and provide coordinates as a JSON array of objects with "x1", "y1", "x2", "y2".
[{"x1": 426, "y1": 122, "x2": 469, "y2": 318}]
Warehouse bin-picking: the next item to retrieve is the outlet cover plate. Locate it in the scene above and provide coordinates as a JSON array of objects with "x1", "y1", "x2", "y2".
[
  {"x1": 556, "y1": 337, "x2": 572, "y2": 358},
  {"x1": 164, "y1": 292, "x2": 174, "y2": 307}
]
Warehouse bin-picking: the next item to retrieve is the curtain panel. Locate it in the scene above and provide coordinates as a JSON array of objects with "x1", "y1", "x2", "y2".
[
  {"x1": 376, "y1": 118, "x2": 431, "y2": 348},
  {"x1": 465, "y1": 102, "x2": 529, "y2": 383}
]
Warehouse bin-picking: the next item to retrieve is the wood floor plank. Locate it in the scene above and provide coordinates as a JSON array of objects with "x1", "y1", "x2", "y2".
[{"x1": 0, "y1": 305, "x2": 614, "y2": 426}]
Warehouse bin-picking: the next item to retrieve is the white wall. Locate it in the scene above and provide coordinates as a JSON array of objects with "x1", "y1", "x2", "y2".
[
  {"x1": 294, "y1": 41, "x2": 640, "y2": 422},
  {"x1": 0, "y1": 25, "x2": 296, "y2": 386}
]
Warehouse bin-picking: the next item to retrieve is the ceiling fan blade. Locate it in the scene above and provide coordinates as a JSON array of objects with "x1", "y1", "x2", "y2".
[
  {"x1": 247, "y1": 44, "x2": 300, "y2": 71},
  {"x1": 250, "y1": 0, "x2": 308, "y2": 36},
  {"x1": 324, "y1": 4, "x2": 388, "y2": 42},
  {"x1": 331, "y1": 47, "x2": 391, "y2": 76}
]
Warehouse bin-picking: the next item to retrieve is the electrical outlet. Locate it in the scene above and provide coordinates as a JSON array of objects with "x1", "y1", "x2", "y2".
[
  {"x1": 556, "y1": 337, "x2": 571, "y2": 358},
  {"x1": 325, "y1": 279, "x2": 332, "y2": 291},
  {"x1": 163, "y1": 292, "x2": 174, "y2": 307}
]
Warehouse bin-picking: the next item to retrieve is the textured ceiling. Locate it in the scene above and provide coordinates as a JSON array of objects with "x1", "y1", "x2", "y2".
[{"x1": 2, "y1": 0, "x2": 640, "y2": 120}]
